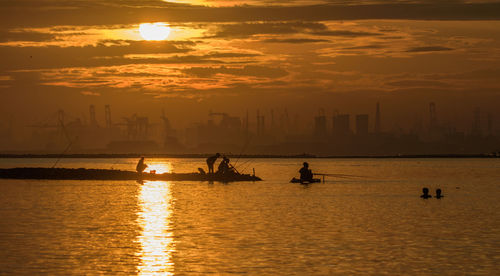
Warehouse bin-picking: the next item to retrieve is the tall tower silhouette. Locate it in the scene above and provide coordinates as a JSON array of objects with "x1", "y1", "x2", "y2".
[
  {"x1": 104, "y1": 105, "x2": 112, "y2": 128},
  {"x1": 472, "y1": 107, "x2": 481, "y2": 136},
  {"x1": 245, "y1": 110, "x2": 249, "y2": 137},
  {"x1": 487, "y1": 113, "x2": 492, "y2": 136},
  {"x1": 89, "y1": 105, "x2": 97, "y2": 127},
  {"x1": 375, "y1": 102, "x2": 381, "y2": 133}
]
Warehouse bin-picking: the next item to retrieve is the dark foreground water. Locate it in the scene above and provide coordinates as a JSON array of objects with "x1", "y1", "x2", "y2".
[{"x1": 0, "y1": 158, "x2": 499, "y2": 275}]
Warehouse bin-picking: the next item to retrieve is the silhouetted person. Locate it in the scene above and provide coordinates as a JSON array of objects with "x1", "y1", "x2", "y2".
[
  {"x1": 435, "y1": 188, "x2": 444, "y2": 199},
  {"x1": 206, "y1": 153, "x2": 220, "y2": 174},
  {"x1": 217, "y1": 156, "x2": 230, "y2": 175},
  {"x1": 136, "y1": 157, "x2": 148, "y2": 174},
  {"x1": 299, "y1": 162, "x2": 313, "y2": 183},
  {"x1": 420, "y1": 187, "x2": 432, "y2": 199}
]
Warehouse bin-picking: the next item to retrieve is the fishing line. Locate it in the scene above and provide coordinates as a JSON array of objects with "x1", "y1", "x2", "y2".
[
  {"x1": 52, "y1": 116, "x2": 74, "y2": 168},
  {"x1": 233, "y1": 136, "x2": 252, "y2": 168}
]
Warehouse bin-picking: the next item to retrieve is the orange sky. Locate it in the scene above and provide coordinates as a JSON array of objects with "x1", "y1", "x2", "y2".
[{"x1": 1, "y1": 0, "x2": 500, "y2": 131}]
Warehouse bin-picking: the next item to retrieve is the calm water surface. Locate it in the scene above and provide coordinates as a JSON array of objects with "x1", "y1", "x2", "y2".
[{"x1": 0, "y1": 158, "x2": 499, "y2": 275}]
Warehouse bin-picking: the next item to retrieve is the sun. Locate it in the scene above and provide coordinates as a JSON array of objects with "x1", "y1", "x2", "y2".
[{"x1": 139, "y1": 23, "x2": 171, "y2": 41}]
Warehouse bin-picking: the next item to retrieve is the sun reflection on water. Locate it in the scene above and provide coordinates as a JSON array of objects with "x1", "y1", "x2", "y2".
[
  {"x1": 137, "y1": 181, "x2": 174, "y2": 275},
  {"x1": 147, "y1": 163, "x2": 171, "y2": 174}
]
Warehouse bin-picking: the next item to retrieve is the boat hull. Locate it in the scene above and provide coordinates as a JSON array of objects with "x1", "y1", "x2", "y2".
[
  {"x1": 0, "y1": 167, "x2": 261, "y2": 182},
  {"x1": 290, "y1": 177, "x2": 321, "y2": 184}
]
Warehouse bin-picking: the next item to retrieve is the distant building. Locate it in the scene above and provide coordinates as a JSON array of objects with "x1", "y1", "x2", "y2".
[
  {"x1": 375, "y1": 102, "x2": 381, "y2": 133},
  {"x1": 472, "y1": 107, "x2": 482, "y2": 136},
  {"x1": 356, "y1": 114, "x2": 369, "y2": 136},
  {"x1": 333, "y1": 114, "x2": 350, "y2": 136},
  {"x1": 314, "y1": 113, "x2": 327, "y2": 137}
]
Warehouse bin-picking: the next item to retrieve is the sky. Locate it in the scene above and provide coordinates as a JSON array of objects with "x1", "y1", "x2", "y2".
[{"x1": 1, "y1": 0, "x2": 500, "y2": 132}]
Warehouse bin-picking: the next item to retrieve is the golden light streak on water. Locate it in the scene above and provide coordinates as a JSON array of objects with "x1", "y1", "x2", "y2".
[{"x1": 137, "y1": 181, "x2": 175, "y2": 275}]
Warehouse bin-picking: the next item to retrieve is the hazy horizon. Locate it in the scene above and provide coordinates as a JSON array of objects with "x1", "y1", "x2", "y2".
[{"x1": 1, "y1": 0, "x2": 500, "y2": 153}]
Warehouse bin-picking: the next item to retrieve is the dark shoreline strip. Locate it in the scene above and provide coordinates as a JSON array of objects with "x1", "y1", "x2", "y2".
[{"x1": 0, "y1": 167, "x2": 261, "y2": 182}]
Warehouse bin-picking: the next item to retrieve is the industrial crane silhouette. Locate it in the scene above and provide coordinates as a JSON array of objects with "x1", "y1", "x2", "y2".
[{"x1": 209, "y1": 111, "x2": 241, "y2": 129}]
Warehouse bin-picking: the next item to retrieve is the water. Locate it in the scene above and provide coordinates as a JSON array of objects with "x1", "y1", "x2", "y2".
[{"x1": 0, "y1": 158, "x2": 499, "y2": 275}]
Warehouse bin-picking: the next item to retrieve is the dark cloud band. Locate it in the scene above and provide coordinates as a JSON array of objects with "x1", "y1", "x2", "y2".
[{"x1": 2, "y1": 3, "x2": 500, "y2": 28}]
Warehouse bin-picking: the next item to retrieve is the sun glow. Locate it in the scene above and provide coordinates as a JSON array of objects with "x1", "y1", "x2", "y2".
[
  {"x1": 139, "y1": 23, "x2": 171, "y2": 41},
  {"x1": 147, "y1": 163, "x2": 171, "y2": 174}
]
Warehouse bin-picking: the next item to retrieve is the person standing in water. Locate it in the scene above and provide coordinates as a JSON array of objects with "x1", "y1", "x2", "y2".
[
  {"x1": 420, "y1": 187, "x2": 432, "y2": 199},
  {"x1": 136, "y1": 157, "x2": 148, "y2": 174},
  {"x1": 435, "y1": 188, "x2": 444, "y2": 199},
  {"x1": 206, "y1": 153, "x2": 220, "y2": 174}
]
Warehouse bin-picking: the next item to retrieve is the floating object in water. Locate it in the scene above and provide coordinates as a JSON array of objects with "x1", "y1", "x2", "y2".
[
  {"x1": 290, "y1": 177, "x2": 321, "y2": 184},
  {"x1": 0, "y1": 167, "x2": 261, "y2": 182}
]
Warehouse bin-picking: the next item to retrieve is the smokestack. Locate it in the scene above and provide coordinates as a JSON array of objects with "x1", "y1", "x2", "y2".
[
  {"x1": 472, "y1": 107, "x2": 481, "y2": 136},
  {"x1": 105, "y1": 105, "x2": 112, "y2": 128},
  {"x1": 271, "y1": 109, "x2": 275, "y2": 129},
  {"x1": 89, "y1": 105, "x2": 97, "y2": 127},
  {"x1": 487, "y1": 113, "x2": 492, "y2": 136},
  {"x1": 256, "y1": 109, "x2": 260, "y2": 135}
]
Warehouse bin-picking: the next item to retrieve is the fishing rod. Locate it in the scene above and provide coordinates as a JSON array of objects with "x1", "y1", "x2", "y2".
[
  {"x1": 52, "y1": 117, "x2": 74, "y2": 168},
  {"x1": 228, "y1": 163, "x2": 240, "y2": 174},
  {"x1": 217, "y1": 153, "x2": 241, "y2": 174},
  {"x1": 232, "y1": 135, "x2": 252, "y2": 168},
  {"x1": 236, "y1": 158, "x2": 254, "y2": 174},
  {"x1": 52, "y1": 140, "x2": 74, "y2": 168},
  {"x1": 314, "y1": 173, "x2": 368, "y2": 178}
]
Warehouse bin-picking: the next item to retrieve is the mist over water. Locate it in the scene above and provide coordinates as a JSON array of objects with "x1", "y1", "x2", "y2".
[{"x1": 0, "y1": 158, "x2": 498, "y2": 274}]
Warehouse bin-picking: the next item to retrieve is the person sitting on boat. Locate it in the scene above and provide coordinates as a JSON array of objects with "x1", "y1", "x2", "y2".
[
  {"x1": 136, "y1": 157, "x2": 148, "y2": 174},
  {"x1": 217, "y1": 156, "x2": 231, "y2": 175},
  {"x1": 420, "y1": 187, "x2": 432, "y2": 199},
  {"x1": 206, "y1": 153, "x2": 220, "y2": 174},
  {"x1": 299, "y1": 162, "x2": 313, "y2": 182}
]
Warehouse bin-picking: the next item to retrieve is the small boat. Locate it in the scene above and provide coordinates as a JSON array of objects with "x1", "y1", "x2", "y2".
[
  {"x1": 290, "y1": 177, "x2": 321, "y2": 184},
  {"x1": 0, "y1": 167, "x2": 261, "y2": 182}
]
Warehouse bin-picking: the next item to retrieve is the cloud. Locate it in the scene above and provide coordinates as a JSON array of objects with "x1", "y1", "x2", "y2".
[
  {"x1": 3, "y1": 2, "x2": 500, "y2": 27},
  {"x1": 207, "y1": 22, "x2": 327, "y2": 38},
  {"x1": 27, "y1": 63, "x2": 289, "y2": 93},
  {"x1": 0, "y1": 0, "x2": 186, "y2": 9},
  {"x1": 312, "y1": 30, "x2": 381, "y2": 37},
  {"x1": 0, "y1": 29, "x2": 56, "y2": 42},
  {"x1": 0, "y1": 40, "x2": 194, "y2": 71},
  {"x1": 204, "y1": 22, "x2": 382, "y2": 41},
  {"x1": 446, "y1": 68, "x2": 500, "y2": 80},
  {"x1": 182, "y1": 65, "x2": 288, "y2": 78},
  {"x1": 407, "y1": 46, "x2": 453, "y2": 52},
  {"x1": 343, "y1": 44, "x2": 385, "y2": 50},
  {"x1": 205, "y1": 52, "x2": 261, "y2": 58},
  {"x1": 385, "y1": 79, "x2": 450, "y2": 88},
  {"x1": 80, "y1": 91, "x2": 101, "y2": 96},
  {"x1": 263, "y1": 38, "x2": 330, "y2": 43}
]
